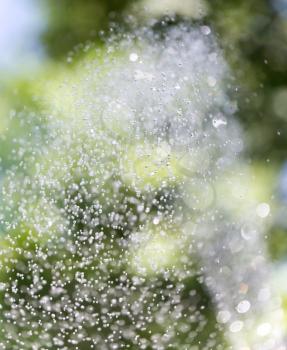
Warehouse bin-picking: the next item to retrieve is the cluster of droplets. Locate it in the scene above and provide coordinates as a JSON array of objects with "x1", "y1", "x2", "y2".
[{"x1": 0, "y1": 23, "x2": 285, "y2": 349}]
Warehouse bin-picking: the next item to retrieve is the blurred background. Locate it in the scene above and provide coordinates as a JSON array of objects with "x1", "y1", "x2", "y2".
[{"x1": 1, "y1": 0, "x2": 287, "y2": 347}]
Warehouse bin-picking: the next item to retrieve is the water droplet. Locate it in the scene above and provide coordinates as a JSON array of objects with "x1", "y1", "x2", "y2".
[
  {"x1": 229, "y1": 321, "x2": 243, "y2": 333},
  {"x1": 153, "y1": 217, "x2": 160, "y2": 225},
  {"x1": 217, "y1": 310, "x2": 231, "y2": 323},
  {"x1": 129, "y1": 52, "x2": 138, "y2": 62},
  {"x1": 208, "y1": 76, "x2": 217, "y2": 87},
  {"x1": 212, "y1": 117, "x2": 227, "y2": 128},
  {"x1": 236, "y1": 300, "x2": 251, "y2": 314},
  {"x1": 241, "y1": 224, "x2": 257, "y2": 241},
  {"x1": 256, "y1": 202, "x2": 270, "y2": 218},
  {"x1": 201, "y1": 26, "x2": 211, "y2": 35}
]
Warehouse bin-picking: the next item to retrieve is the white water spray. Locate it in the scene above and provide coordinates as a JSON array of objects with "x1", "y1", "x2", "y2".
[{"x1": 0, "y1": 23, "x2": 285, "y2": 349}]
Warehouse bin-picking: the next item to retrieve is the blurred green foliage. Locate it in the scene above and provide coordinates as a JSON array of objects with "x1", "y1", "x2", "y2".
[
  {"x1": 42, "y1": 0, "x2": 138, "y2": 59},
  {"x1": 269, "y1": 228, "x2": 287, "y2": 260},
  {"x1": 1, "y1": 0, "x2": 287, "y2": 347},
  {"x1": 207, "y1": 0, "x2": 287, "y2": 160}
]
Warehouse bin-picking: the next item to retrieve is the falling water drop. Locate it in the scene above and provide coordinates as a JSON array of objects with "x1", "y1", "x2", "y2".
[
  {"x1": 236, "y1": 300, "x2": 251, "y2": 314},
  {"x1": 129, "y1": 52, "x2": 139, "y2": 62},
  {"x1": 256, "y1": 202, "x2": 270, "y2": 218},
  {"x1": 212, "y1": 116, "x2": 227, "y2": 128}
]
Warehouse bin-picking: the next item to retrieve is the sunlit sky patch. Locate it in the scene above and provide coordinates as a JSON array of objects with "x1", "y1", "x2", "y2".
[{"x1": 0, "y1": 0, "x2": 45, "y2": 73}]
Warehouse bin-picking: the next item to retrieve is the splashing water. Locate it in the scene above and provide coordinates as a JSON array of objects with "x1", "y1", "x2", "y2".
[{"x1": 0, "y1": 23, "x2": 285, "y2": 349}]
